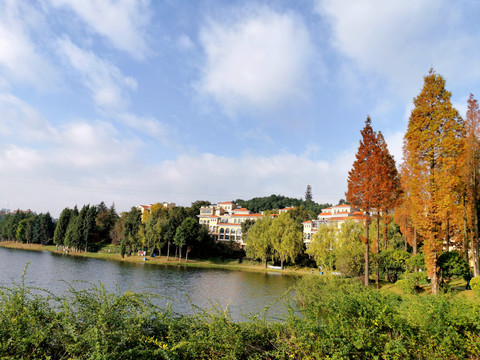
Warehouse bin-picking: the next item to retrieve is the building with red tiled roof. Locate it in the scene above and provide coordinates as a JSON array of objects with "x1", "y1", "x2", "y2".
[
  {"x1": 303, "y1": 204, "x2": 364, "y2": 245},
  {"x1": 198, "y1": 202, "x2": 266, "y2": 246}
]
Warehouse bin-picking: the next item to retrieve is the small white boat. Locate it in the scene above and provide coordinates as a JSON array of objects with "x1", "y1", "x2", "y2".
[{"x1": 267, "y1": 265, "x2": 282, "y2": 270}]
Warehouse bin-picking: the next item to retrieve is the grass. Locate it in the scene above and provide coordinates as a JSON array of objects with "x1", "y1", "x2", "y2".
[{"x1": 0, "y1": 241, "x2": 310, "y2": 276}]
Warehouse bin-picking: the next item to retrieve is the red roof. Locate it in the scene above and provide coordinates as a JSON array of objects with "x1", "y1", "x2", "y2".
[
  {"x1": 319, "y1": 212, "x2": 332, "y2": 216},
  {"x1": 303, "y1": 220, "x2": 312, "y2": 224},
  {"x1": 231, "y1": 214, "x2": 262, "y2": 217},
  {"x1": 218, "y1": 201, "x2": 233, "y2": 204},
  {"x1": 334, "y1": 204, "x2": 350, "y2": 208}
]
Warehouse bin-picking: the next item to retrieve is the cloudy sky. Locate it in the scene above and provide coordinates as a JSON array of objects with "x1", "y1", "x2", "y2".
[{"x1": 1, "y1": 0, "x2": 480, "y2": 217}]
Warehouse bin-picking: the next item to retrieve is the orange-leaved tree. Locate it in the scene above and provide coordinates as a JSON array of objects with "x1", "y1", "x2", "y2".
[
  {"x1": 346, "y1": 116, "x2": 400, "y2": 286},
  {"x1": 461, "y1": 93, "x2": 480, "y2": 276},
  {"x1": 402, "y1": 69, "x2": 464, "y2": 294}
]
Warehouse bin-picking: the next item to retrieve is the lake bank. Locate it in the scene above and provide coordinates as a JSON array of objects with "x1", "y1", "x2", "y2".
[{"x1": 0, "y1": 241, "x2": 311, "y2": 276}]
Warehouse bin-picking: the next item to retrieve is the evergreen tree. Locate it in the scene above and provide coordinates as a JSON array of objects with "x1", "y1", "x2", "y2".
[
  {"x1": 83, "y1": 206, "x2": 97, "y2": 251},
  {"x1": 53, "y1": 208, "x2": 72, "y2": 246},
  {"x1": 402, "y1": 69, "x2": 464, "y2": 294},
  {"x1": 305, "y1": 185, "x2": 313, "y2": 201}
]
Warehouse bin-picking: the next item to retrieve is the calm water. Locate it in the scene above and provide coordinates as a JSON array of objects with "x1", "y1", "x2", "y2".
[{"x1": 0, "y1": 247, "x2": 297, "y2": 321}]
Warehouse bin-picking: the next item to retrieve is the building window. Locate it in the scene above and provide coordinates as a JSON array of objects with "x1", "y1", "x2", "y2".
[{"x1": 219, "y1": 228, "x2": 224, "y2": 240}]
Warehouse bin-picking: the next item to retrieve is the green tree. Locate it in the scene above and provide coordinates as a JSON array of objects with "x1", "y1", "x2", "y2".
[
  {"x1": 437, "y1": 251, "x2": 470, "y2": 283},
  {"x1": 245, "y1": 217, "x2": 273, "y2": 268},
  {"x1": 270, "y1": 213, "x2": 303, "y2": 269},
  {"x1": 121, "y1": 207, "x2": 142, "y2": 257},
  {"x1": 83, "y1": 206, "x2": 97, "y2": 251},
  {"x1": 53, "y1": 208, "x2": 73, "y2": 246},
  {"x1": 96, "y1": 202, "x2": 118, "y2": 243},
  {"x1": 306, "y1": 223, "x2": 337, "y2": 270},
  {"x1": 173, "y1": 218, "x2": 200, "y2": 262},
  {"x1": 16, "y1": 216, "x2": 35, "y2": 244},
  {"x1": 305, "y1": 185, "x2": 313, "y2": 201},
  {"x1": 335, "y1": 220, "x2": 365, "y2": 277}
]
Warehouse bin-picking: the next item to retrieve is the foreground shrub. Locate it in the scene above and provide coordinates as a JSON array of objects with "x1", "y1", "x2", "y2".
[{"x1": 1, "y1": 271, "x2": 480, "y2": 359}]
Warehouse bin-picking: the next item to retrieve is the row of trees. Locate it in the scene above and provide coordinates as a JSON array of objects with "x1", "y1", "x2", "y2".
[
  {"x1": 244, "y1": 212, "x2": 304, "y2": 269},
  {"x1": 0, "y1": 211, "x2": 55, "y2": 244},
  {"x1": 118, "y1": 204, "x2": 215, "y2": 261},
  {"x1": 345, "y1": 69, "x2": 479, "y2": 293},
  {"x1": 235, "y1": 194, "x2": 331, "y2": 215}
]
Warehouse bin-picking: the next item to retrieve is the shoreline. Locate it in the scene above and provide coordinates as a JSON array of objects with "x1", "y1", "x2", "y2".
[{"x1": 0, "y1": 241, "x2": 309, "y2": 276}]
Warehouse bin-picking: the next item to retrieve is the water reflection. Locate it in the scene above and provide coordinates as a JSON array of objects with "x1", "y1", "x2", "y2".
[{"x1": 0, "y1": 247, "x2": 296, "y2": 321}]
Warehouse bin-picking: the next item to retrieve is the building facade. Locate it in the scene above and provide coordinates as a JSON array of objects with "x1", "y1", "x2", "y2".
[{"x1": 303, "y1": 204, "x2": 364, "y2": 245}]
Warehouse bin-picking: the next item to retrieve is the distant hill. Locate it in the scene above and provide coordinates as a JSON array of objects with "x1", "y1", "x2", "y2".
[{"x1": 234, "y1": 194, "x2": 331, "y2": 214}]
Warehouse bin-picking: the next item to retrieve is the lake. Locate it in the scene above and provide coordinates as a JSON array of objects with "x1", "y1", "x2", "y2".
[{"x1": 0, "y1": 247, "x2": 297, "y2": 321}]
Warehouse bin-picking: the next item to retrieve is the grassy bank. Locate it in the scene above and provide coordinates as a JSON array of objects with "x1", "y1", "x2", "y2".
[
  {"x1": 0, "y1": 241, "x2": 312, "y2": 276},
  {"x1": 0, "y1": 274, "x2": 479, "y2": 359}
]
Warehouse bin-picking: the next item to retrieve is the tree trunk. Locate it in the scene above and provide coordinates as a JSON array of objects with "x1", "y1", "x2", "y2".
[
  {"x1": 404, "y1": 219, "x2": 408, "y2": 252},
  {"x1": 383, "y1": 214, "x2": 389, "y2": 250},
  {"x1": 474, "y1": 200, "x2": 480, "y2": 277},
  {"x1": 431, "y1": 259, "x2": 439, "y2": 295},
  {"x1": 175, "y1": 246, "x2": 178, "y2": 259},
  {"x1": 264, "y1": 258, "x2": 267, "y2": 268},
  {"x1": 167, "y1": 241, "x2": 170, "y2": 260},
  {"x1": 413, "y1": 228, "x2": 417, "y2": 256},
  {"x1": 281, "y1": 257, "x2": 284, "y2": 270},
  {"x1": 185, "y1": 250, "x2": 188, "y2": 262},
  {"x1": 446, "y1": 217, "x2": 450, "y2": 252},
  {"x1": 365, "y1": 218, "x2": 370, "y2": 287},
  {"x1": 375, "y1": 216, "x2": 380, "y2": 288},
  {"x1": 178, "y1": 246, "x2": 182, "y2": 263},
  {"x1": 463, "y1": 196, "x2": 469, "y2": 262}
]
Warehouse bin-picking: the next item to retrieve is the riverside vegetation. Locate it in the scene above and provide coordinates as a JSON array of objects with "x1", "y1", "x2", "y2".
[{"x1": 1, "y1": 269, "x2": 480, "y2": 359}]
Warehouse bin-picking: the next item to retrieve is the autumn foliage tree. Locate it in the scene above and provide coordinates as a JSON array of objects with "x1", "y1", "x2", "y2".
[
  {"x1": 347, "y1": 116, "x2": 400, "y2": 286},
  {"x1": 461, "y1": 93, "x2": 480, "y2": 276},
  {"x1": 402, "y1": 69, "x2": 464, "y2": 294}
]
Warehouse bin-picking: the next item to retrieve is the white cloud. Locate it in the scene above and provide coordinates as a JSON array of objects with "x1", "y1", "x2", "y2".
[
  {"x1": 49, "y1": 0, "x2": 151, "y2": 60},
  {"x1": 0, "y1": 92, "x2": 57, "y2": 142},
  {"x1": 315, "y1": 0, "x2": 480, "y2": 97},
  {"x1": 57, "y1": 37, "x2": 137, "y2": 110},
  {"x1": 0, "y1": 146, "x2": 354, "y2": 217},
  {"x1": 0, "y1": 145, "x2": 43, "y2": 172},
  {"x1": 198, "y1": 7, "x2": 314, "y2": 114},
  {"x1": 55, "y1": 121, "x2": 136, "y2": 168},
  {"x1": 0, "y1": 0, "x2": 56, "y2": 88},
  {"x1": 115, "y1": 113, "x2": 169, "y2": 144}
]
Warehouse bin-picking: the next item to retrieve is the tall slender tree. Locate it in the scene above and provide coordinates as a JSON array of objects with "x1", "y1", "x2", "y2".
[
  {"x1": 305, "y1": 185, "x2": 313, "y2": 201},
  {"x1": 462, "y1": 93, "x2": 480, "y2": 276},
  {"x1": 346, "y1": 116, "x2": 381, "y2": 286},
  {"x1": 402, "y1": 69, "x2": 464, "y2": 294}
]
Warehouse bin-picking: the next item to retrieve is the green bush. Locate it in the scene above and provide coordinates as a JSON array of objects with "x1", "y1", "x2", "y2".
[
  {"x1": 437, "y1": 251, "x2": 470, "y2": 281},
  {"x1": 396, "y1": 271, "x2": 428, "y2": 294},
  {"x1": 2, "y1": 269, "x2": 480, "y2": 359},
  {"x1": 471, "y1": 276, "x2": 480, "y2": 292},
  {"x1": 378, "y1": 249, "x2": 411, "y2": 282}
]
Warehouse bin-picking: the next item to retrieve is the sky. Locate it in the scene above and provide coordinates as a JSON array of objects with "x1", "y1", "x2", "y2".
[{"x1": 1, "y1": 0, "x2": 480, "y2": 217}]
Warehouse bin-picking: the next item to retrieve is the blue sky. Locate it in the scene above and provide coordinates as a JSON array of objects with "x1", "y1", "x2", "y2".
[{"x1": 1, "y1": 0, "x2": 480, "y2": 217}]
